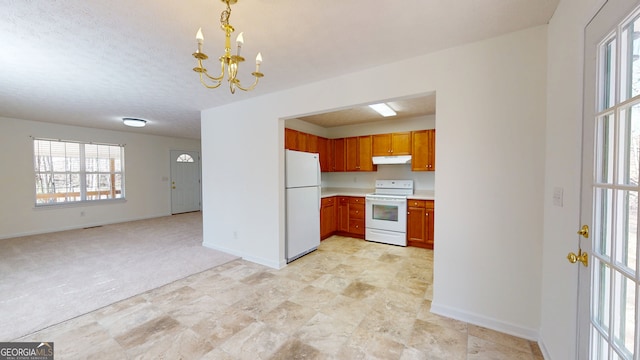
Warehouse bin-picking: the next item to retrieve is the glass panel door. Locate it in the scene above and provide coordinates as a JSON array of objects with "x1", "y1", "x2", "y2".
[{"x1": 582, "y1": 3, "x2": 640, "y2": 358}]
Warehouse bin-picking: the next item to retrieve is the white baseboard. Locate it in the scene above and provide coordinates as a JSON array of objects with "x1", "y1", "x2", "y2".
[
  {"x1": 537, "y1": 337, "x2": 551, "y2": 360},
  {"x1": 430, "y1": 301, "x2": 539, "y2": 341},
  {"x1": 0, "y1": 213, "x2": 170, "y2": 240},
  {"x1": 201, "y1": 242, "x2": 283, "y2": 269}
]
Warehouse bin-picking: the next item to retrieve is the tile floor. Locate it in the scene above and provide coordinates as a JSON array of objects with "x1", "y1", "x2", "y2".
[{"x1": 18, "y1": 236, "x2": 544, "y2": 359}]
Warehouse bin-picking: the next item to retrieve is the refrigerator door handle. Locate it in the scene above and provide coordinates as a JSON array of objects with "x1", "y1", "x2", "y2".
[
  {"x1": 316, "y1": 155, "x2": 321, "y2": 185},
  {"x1": 317, "y1": 155, "x2": 321, "y2": 212}
]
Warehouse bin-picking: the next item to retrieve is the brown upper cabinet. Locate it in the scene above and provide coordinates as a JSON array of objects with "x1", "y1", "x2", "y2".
[
  {"x1": 286, "y1": 128, "x2": 434, "y2": 172},
  {"x1": 411, "y1": 129, "x2": 435, "y2": 171},
  {"x1": 317, "y1": 137, "x2": 330, "y2": 172},
  {"x1": 285, "y1": 128, "x2": 299, "y2": 151},
  {"x1": 346, "y1": 136, "x2": 376, "y2": 172},
  {"x1": 284, "y1": 128, "x2": 318, "y2": 153},
  {"x1": 372, "y1": 132, "x2": 412, "y2": 156},
  {"x1": 333, "y1": 138, "x2": 346, "y2": 172},
  {"x1": 306, "y1": 133, "x2": 318, "y2": 153}
]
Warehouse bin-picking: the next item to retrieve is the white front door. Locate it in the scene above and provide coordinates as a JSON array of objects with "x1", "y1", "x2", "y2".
[
  {"x1": 170, "y1": 150, "x2": 201, "y2": 214},
  {"x1": 580, "y1": 1, "x2": 640, "y2": 358}
]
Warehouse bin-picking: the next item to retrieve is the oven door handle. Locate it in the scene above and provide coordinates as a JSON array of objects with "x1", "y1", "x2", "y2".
[{"x1": 366, "y1": 198, "x2": 406, "y2": 204}]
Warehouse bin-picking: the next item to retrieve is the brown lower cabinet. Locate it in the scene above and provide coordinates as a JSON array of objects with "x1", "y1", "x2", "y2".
[
  {"x1": 321, "y1": 196, "x2": 365, "y2": 240},
  {"x1": 320, "y1": 197, "x2": 336, "y2": 239},
  {"x1": 406, "y1": 199, "x2": 434, "y2": 249},
  {"x1": 348, "y1": 197, "x2": 365, "y2": 236},
  {"x1": 321, "y1": 195, "x2": 435, "y2": 248}
]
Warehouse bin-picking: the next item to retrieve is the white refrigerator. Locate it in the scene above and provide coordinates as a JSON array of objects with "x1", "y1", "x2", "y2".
[{"x1": 285, "y1": 149, "x2": 321, "y2": 263}]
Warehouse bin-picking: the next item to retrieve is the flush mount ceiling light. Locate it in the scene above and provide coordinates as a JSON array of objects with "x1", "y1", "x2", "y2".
[
  {"x1": 192, "y1": 0, "x2": 264, "y2": 94},
  {"x1": 122, "y1": 118, "x2": 147, "y2": 127},
  {"x1": 368, "y1": 103, "x2": 397, "y2": 117}
]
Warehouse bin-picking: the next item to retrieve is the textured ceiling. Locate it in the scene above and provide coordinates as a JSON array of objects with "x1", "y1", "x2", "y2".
[
  {"x1": 0, "y1": 0, "x2": 559, "y2": 139},
  {"x1": 297, "y1": 94, "x2": 437, "y2": 128}
]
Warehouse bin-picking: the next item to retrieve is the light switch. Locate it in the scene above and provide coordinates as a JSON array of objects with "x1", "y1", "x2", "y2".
[{"x1": 553, "y1": 187, "x2": 563, "y2": 207}]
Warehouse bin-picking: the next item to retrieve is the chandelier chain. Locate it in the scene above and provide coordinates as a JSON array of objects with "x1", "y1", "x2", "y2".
[{"x1": 220, "y1": 1, "x2": 231, "y2": 27}]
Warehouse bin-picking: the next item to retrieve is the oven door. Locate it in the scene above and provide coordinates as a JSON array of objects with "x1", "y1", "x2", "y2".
[{"x1": 365, "y1": 195, "x2": 407, "y2": 233}]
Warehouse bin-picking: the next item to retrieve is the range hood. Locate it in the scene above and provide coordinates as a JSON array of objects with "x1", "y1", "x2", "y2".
[{"x1": 372, "y1": 155, "x2": 412, "y2": 165}]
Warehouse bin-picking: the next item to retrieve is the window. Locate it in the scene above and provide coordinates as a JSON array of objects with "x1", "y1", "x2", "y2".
[
  {"x1": 176, "y1": 153, "x2": 194, "y2": 163},
  {"x1": 33, "y1": 138, "x2": 125, "y2": 206}
]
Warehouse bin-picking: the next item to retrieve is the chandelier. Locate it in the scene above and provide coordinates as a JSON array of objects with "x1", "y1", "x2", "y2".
[{"x1": 192, "y1": 0, "x2": 263, "y2": 94}]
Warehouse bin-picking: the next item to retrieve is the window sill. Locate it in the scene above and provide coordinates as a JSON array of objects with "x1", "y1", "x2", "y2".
[{"x1": 33, "y1": 198, "x2": 127, "y2": 210}]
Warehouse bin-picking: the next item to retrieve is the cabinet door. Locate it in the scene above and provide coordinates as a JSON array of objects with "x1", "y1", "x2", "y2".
[
  {"x1": 320, "y1": 197, "x2": 336, "y2": 239},
  {"x1": 391, "y1": 132, "x2": 412, "y2": 155},
  {"x1": 345, "y1": 137, "x2": 359, "y2": 171},
  {"x1": 407, "y1": 203, "x2": 427, "y2": 247},
  {"x1": 333, "y1": 138, "x2": 346, "y2": 172},
  {"x1": 425, "y1": 200, "x2": 434, "y2": 248},
  {"x1": 297, "y1": 132, "x2": 308, "y2": 152},
  {"x1": 372, "y1": 134, "x2": 392, "y2": 156},
  {"x1": 411, "y1": 130, "x2": 429, "y2": 171},
  {"x1": 285, "y1": 128, "x2": 298, "y2": 150},
  {"x1": 318, "y1": 137, "x2": 329, "y2": 172},
  {"x1": 426, "y1": 129, "x2": 436, "y2": 171},
  {"x1": 337, "y1": 197, "x2": 350, "y2": 232},
  {"x1": 357, "y1": 136, "x2": 375, "y2": 171},
  {"x1": 307, "y1": 134, "x2": 318, "y2": 154}
]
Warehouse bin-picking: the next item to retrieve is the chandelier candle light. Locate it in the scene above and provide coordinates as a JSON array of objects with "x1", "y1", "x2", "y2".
[{"x1": 193, "y1": 0, "x2": 263, "y2": 94}]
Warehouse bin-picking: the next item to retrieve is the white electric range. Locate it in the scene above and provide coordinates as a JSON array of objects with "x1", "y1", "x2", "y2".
[{"x1": 365, "y1": 180, "x2": 413, "y2": 246}]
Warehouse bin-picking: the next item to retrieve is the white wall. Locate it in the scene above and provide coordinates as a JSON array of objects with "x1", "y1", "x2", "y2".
[
  {"x1": 0, "y1": 117, "x2": 200, "y2": 239},
  {"x1": 539, "y1": 0, "x2": 606, "y2": 358},
  {"x1": 321, "y1": 165, "x2": 435, "y2": 191},
  {"x1": 201, "y1": 26, "x2": 547, "y2": 338}
]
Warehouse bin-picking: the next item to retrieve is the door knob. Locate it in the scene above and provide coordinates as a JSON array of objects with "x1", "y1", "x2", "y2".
[
  {"x1": 172, "y1": 186, "x2": 176, "y2": 189},
  {"x1": 577, "y1": 225, "x2": 589, "y2": 239},
  {"x1": 567, "y1": 249, "x2": 588, "y2": 267}
]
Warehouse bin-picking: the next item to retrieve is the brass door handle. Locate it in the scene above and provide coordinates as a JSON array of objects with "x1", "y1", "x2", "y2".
[
  {"x1": 567, "y1": 249, "x2": 588, "y2": 267},
  {"x1": 577, "y1": 225, "x2": 589, "y2": 238},
  {"x1": 172, "y1": 186, "x2": 176, "y2": 189}
]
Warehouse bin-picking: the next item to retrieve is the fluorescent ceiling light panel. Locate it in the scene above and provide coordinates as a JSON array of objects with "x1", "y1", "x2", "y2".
[
  {"x1": 123, "y1": 118, "x2": 147, "y2": 127},
  {"x1": 368, "y1": 103, "x2": 397, "y2": 117}
]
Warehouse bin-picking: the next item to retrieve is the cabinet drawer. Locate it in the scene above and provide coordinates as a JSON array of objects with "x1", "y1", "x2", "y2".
[
  {"x1": 425, "y1": 200, "x2": 434, "y2": 209},
  {"x1": 339, "y1": 197, "x2": 350, "y2": 205},
  {"x1": 349, "y1": 197, "x2": 365, "y2": 205},
  {"x1": 321, "y1": 197, "x2": 335, "y2": 206},
  {"x1": 408, "y1": 199, "x2": 426, "y2": 208},
  {"x1": 349, "y1": 219, "x2": 365, "y2": 235},
  {"x1": 349, "y1": 204, "x2": 365, "y2": 219}
]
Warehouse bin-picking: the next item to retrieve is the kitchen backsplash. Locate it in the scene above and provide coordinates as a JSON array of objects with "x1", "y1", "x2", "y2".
[{"x1": 320, "y1": 164, "x2": 435, "y2": 190}]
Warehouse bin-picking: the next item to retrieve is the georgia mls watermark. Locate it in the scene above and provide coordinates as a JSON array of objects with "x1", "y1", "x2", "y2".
[{"x1": 0, "y1": 342, "x2": 54, "y2": 360}]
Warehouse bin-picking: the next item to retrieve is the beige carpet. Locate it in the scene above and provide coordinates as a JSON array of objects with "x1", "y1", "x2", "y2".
[{"x1": 0, "y1": 212, "x2": 238, "y2": 341}]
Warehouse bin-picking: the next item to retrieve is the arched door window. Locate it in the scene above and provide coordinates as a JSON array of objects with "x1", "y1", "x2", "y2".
[{"x1": 176, "y1": 153, "x2": 194, "y2": 163}]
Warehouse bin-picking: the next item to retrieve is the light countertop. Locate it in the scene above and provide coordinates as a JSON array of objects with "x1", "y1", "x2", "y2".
[
  {"x1": 321, "y1": 187, "x2": 435, "y2": 200},
  {"x1": 410, "y1": 190, "x2": 436, "y2": 200},
  {"x1": 321, "y1": 187, "x2": 372, "y2": 198}
]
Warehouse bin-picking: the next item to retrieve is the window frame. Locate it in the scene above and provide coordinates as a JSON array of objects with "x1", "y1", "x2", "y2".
[{"x1": 33, "y1": 138, "x2": 126, "y2": 207}]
